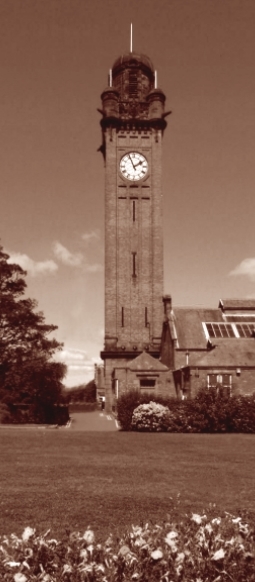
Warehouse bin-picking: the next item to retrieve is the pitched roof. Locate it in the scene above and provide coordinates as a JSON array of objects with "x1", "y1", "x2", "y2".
[
  {"x1": 173, "y1": 307, "x2": 223, "y2": 349},
  {"x1": 219, "y1": 299, "x2": 255, "y2": 311},
  {"x1": 128, "y1": 351, "x2": 168, "y2": 372},
  {"x1": 175, "y1": 339, "x2": 255, "y2": 369}
]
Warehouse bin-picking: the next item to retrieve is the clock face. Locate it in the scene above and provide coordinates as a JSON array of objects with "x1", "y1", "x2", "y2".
[{"x1": 120, "y1": 152, "x2": 148, "y2": 181}]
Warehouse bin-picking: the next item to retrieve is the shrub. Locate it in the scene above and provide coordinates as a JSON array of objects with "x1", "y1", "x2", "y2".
[
  {"x1": 118, "y1": 387, "x2": 255, "y2": 433},
  {"x1": 1, "y1": 512, "x2": 255, "y2": 581},
  {"x1": 0, "y1": 402, "x2": 12, "y2": 424},
  {"x1": 117, "y1": 390, "x2": 180, "y2": 431},
  {"x1": 69, "y1": 402, "x2": 98, "y2": 413},
  {"x1": 188, "y1": 389, "x2": 255, "y2": 433},
  {"x1": 116, "y1": 389, "x2": 141, "y2": 431},
  {"x1": 131, "y1": 401, "x2": 171, "y2": 432}
]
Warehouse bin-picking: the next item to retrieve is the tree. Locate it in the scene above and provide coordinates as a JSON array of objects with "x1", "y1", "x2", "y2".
[
  {"x1": 63, "y1": 380, "x2": 97, "y2": 404},
  {"x1": 0, "y1": 246, "x2": 67, "y2": 421}
]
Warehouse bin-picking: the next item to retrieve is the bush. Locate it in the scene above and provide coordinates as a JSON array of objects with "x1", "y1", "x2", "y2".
[
  {"x1": 69, "y1": 402, "x2": 98, "y2": 412},
  {"x1": 117, "y1": 390, "x2": 179, "y2": 431},
  {"x1": 131, "y1": 401, "x2": 171, "y2": 432},
  {"x1": 187, "y1": 389, "x2": 255, "y2": 433},
  {"x1": 63, "y1": 381, "x2": 97, "y2": 404},
  {"x1": 118, "y1": 388, "x2": 255, "y2": 433},
  {"x1": 1, "y1": 511, "x2": 255, "y2": 581},
  {"x1": 0, "y1": 402, "x2": 12, "y2": 424}
]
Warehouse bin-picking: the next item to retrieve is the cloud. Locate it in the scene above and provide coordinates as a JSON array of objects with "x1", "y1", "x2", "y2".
[
  {"x1": 82, "y1": 229, "x2": 100, "y2": 243},
  {"x1": 56, "y1": 348, "x2": 96, "y2": 387},
  {"x1": 53, "y1": 241, "x2": 83, "y2": 267},
  {"x1": 59, "y1": 349, "x2": 87, "y2": 362},
  {"x1": 7, "y1": 252, "x2": 58, "y2": 277},
  {"x1": 86, "y1": 263, "x2": 103, "y2": 273},
  {"x1": 52, "y1": 241, "x2": 103, "y2": 273},
  {"x1": 229, "y1": 258, "x2": 255, "y2": 281}
]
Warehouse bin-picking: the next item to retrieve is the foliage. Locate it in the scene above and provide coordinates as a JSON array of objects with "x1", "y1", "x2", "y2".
[
  {"x1": 0, "y1": 246, "x2": 66, "y2": 423},
  {"x1": 119, "y1": 387, "x2": 255, "y2": 433},
  {"x1": 131, "y1": 401, "x2": 171, "y2": 432},
  {"x1": 116, "y1": 389, "x2": 141, "y2": 431},
  {"x1": 0, "y1": 511, "x2": 255, "y2": 581},
  {"x1": 0, "y1": 402, "x2": 12, "y2": 423},
  {"x1": 116, "y1": 389, "x2": 178, "y2": 431},
  {"x1": 63, "y1": 380, "x2": 97, "y2": 404},
  {"x1": 69, "y1": 402, "x2": 98, "y2": 412}
]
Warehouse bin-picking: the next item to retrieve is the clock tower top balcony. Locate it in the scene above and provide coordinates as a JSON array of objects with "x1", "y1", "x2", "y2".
[{"x1": 100, "y1": 51, "x2": 169, "y2": 131}]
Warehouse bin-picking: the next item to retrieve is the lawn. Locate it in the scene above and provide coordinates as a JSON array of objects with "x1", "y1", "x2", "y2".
[{"x1": 0, "y1": 428, "x2": 254, "y2": 541}]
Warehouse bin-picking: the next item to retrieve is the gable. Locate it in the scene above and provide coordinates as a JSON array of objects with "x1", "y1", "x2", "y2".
[{"x1": 128, "y1": 351, "x2": 168, "y2": 372}]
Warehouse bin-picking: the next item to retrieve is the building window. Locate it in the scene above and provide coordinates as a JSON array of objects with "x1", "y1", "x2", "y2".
[
  {"x1": 121, "y1": 307, "x2": 124, "y2": 327},
  {"x1": 145, "y1": 307, "x2": 148, "y2": 327},
  {"x1": 204, "y1": 323, "x2": 236, "y2": 338},
  {"x1": 132, "y1": 252, "x2": 137, "y2": 277},
  {"x1": 203, "y1": 321, "x2": 255, "y2": 339},
  {"x1": 207, "y1": 373, "x2": 232, "y2": 396},
  {"x1": 133, "y1": 200, "x2": 136, "y2": 222},
  {"x1": 140, "y1": 378, "x2": 156, "y2": 389},
  {"x1": 235, "y1": 323, "x2": 255, "y2": 337}
]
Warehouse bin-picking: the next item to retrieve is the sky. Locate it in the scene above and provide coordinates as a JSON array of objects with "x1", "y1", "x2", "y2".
[{"x1": 1, "y1": 0, "x2": 255, "y2": 386}]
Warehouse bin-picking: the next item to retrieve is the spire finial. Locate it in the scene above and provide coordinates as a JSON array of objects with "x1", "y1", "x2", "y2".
[{"x1": 130, "y1": 22, "x2": 133, "y2": 52}]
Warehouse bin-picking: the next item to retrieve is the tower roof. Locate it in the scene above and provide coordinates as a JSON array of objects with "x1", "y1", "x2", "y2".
[{"x1": 112, "y1": 52, "x2": 154, "y2": 75}]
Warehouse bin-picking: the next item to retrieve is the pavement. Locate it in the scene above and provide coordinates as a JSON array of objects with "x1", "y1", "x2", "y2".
[
  {"x1": 0, "y1": 411, "x2": 120, "y2": 431},
  {"x1": 69, "y1": 410, "x2": 119, "y2": 431}
]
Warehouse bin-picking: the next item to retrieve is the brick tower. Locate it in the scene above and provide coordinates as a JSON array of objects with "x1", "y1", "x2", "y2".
[{"x1": 99, "y1": 51, "x2": 169, "y2": 410}]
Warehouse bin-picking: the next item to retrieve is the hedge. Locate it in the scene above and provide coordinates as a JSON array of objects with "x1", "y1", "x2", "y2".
[{"x1": 117, "y1": 388, "x2": 255, "y2": 432}]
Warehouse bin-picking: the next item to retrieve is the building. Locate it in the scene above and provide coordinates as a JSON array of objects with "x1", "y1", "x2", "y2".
[
  {"x1": 97, "y1": 49, "x2": 255, "y2": 411},
  {"x1": 163, "y1": 297, "x2": 255, "y2": 399}
]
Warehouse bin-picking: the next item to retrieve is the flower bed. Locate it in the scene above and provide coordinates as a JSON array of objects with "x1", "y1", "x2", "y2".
[{"x1": 1, "y1": 512, "x2": 254, "y2": 581}]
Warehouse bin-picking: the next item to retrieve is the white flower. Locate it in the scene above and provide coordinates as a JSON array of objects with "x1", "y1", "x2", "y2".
[
  {"x1": 232, "y1": 517, "x2": 242, "y2": 523},
  {"x1": 176, "y1": 552, "x2": 185, "y2": 564},
  {"x1": 191, "y1": 513, "x2": 203, "y2": 525},
  {"x1": 165, "y1": 532, "x2": 178, "y2": 552},
  {"x1": 151, "y1": 549, "x2": 163, "y2": 560},
  {"x1": 14, "y1": 574, "x2": 28, "y2": 582},
  {"x1": 211, "y1": 518, "x2": 221, "y2": 525},
  {"x1": 7, "y1": 561, "x2": 21, "y2": 567},
  {"x1": 205, "y1": 523, "x2": 213, "y2": 534},
  {"x1": 80, "y1": 549, "x2": 88, "y2": 561},
  {"x1": 132, "y1": 526, "x2": 143, "y2": 536},
  {"x1": 83, "y1": 529, "x2": 95, "y2": 544},
  {"x1": 239, "y1": 523, "x2": 249, "y2": 535},
  {"x1": 22, "y1": 527, "x2": 35, "y2": 542},
  {"x1": 134, "y1": 537, "x2": 148, "y2": 547},
  {"x1": 63, "y1": 564, "x2": 73, "y2": 574},
  {"x1": 165, "y1": 531, "x2": 178, "y2": 541},
  {"x1": 212, "y1": 548, "x2": 225, "y2": 561},
  {"x1": 119, "y1": 545, "x2": 132, "y2": 557}
]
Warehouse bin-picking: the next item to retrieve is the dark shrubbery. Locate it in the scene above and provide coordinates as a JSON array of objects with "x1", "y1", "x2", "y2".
[
  {"x1": 116, "y1": 390, "x2": 180, "y2": 431},
  {"x1": 69, "y1": 402, "x2": 98, "y2": 412},
  {"x1": 63, "y1": 380, "x2": 97, "y2": 404},
  {"x1": 117, "y1": 388, "x2": 255, "y2": 432}
]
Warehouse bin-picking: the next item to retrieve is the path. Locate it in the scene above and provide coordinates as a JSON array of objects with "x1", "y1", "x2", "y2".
[{"x1": 69, "y1": 410, "x2": 119, "y2": 431}]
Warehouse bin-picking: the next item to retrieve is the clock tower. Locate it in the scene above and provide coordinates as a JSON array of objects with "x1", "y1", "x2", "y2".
[{"x1": 99, "y1": 51, "x2": 169, "y2": 410}]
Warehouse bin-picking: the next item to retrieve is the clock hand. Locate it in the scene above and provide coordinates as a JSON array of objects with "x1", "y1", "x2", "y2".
[{"x1": 128, "y1": 154, "x2": 136, "y2": 171}]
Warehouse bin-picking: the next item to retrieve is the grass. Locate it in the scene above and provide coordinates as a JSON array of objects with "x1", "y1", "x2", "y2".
[{"x1": 0, "y1": 429, "x2": 254, "y2": 541}]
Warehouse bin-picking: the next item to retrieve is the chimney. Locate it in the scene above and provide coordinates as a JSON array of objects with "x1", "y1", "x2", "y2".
[{"x1": 163, "y1": 295, "x2": 172, "y2": 321}]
